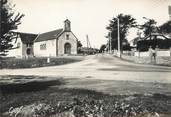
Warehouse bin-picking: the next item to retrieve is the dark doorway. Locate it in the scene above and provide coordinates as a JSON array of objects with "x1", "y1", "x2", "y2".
[
  {"x1": 26, "y1": 48, "x2": 31, "y2": 55},
  {"x1": 64, "y1": 43, "x2": 71, "y2": 54}
]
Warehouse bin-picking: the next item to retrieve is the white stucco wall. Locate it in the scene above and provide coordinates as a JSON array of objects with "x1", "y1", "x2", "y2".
[
  {"x1": 58, "y1": 32, "x2": 77, "y2": 55},
  {"x1": 7, "y1": 37, "x2": 23, "y2": 58},
  {"x1": 34, "y1": 39, "x2": 56, "y2": 57},
  {"x1": 134, "y1": 50, "x2": 171, "y2": 57}
]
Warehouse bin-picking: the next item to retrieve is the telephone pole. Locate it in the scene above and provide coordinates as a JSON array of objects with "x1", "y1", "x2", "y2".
[
  {"x1": 86, "y1": 35, "x2": 92, "y2": 54},
  {"x1": 109, "y1": 32, "x2": 112, "y2": 54},
  {"x1": 117, "y1": 18, "x2": 121, "y2": 58}
]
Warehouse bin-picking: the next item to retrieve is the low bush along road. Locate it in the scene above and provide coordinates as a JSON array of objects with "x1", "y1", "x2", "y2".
[{"x1": 0, "y1": 54, "x2": 171, "y2": 117}]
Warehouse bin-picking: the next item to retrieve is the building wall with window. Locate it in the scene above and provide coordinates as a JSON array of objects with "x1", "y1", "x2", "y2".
[
  {"x1": 58, "y1": 31, "x2": 77, "y2": 55},
  {"x1": 34, "y1": 39, "x2": 57, "y2": 57},
  {"x1": 34, "y1": 19, "x2": 78, "y2": 57}
]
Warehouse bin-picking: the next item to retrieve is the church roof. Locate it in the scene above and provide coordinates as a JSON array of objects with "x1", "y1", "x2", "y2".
[
  {"x1": 10, "y1": 32, "x2": 38, "y2": 44},
  {"x1": 35, "y1": 29, "x2": 63, "y2": 42},
  {"x1": 19, "y1": 33, "x2": 38, "y2": 44}
]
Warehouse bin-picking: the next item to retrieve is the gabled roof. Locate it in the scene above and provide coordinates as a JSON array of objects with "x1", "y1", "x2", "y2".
[
  {"x1": 143, "y1": 33, "x2": 169, "y2": 40},
  {"x1": 35, "y1": 29, "x2": 63, "y2": 42},
  {"x1": 11, "y1": 32, "x2": 38, "y2": 44},
  {"x1": 19, "y1": 33, "x2": 38, "y2": 44}
]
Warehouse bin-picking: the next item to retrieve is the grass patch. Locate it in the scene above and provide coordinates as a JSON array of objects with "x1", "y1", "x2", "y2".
[
  {"x1": 0, "y1": 57, "x2": 82, "y2": 69},
  {"x1": 1, "y1": 76, "x2": 171, "y2": 117},
  {"x1": 1, "y1": 75, "x2": 171, "y2": 117}
]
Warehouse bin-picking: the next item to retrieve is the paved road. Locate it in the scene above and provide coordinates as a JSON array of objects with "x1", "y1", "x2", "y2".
[{"x1": 0, "y1": 54, "x2": 171, "y2": 83}]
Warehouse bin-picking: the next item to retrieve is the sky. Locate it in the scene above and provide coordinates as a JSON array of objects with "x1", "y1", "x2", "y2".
[{"x1": 12, "y1": 0, "x2": 171, "y2": 48}]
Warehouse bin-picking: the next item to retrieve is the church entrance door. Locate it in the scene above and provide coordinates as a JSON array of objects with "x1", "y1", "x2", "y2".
[{"x1": 64, "y1": 43, "x2": 71, "y2": 54}]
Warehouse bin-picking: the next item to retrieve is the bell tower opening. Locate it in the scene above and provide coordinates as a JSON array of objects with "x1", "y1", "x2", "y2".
[{"x1": 64, "y1": 19, "x2": 71, "y2": 32}]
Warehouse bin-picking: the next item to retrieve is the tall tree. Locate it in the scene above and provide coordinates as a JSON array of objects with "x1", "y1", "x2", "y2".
[
  {"x1": 77, "y1": 40, "x2": 82, "y2": 48},
  {"x1": 0, "y1": 0, "x2": 24, "y2": 56},
  {"x1": 141, "y1": 18, "x2": 157, "y2": 37},
  {"x1": 159, "y1": 20, "x2": 171, "y2": 34},
  {"x1": 106, "y1": 14, "x2": 136, "y2": 51},
  {"x1": 77, "y1": 40, "x2": 83, "y2": 54}
]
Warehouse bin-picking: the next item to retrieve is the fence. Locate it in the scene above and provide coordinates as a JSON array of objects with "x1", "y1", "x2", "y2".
[
  {"x1": 119, "y1": 49, "x2": 171, "y2": 65},
  {"x1": 133, "y1": 49, "x2": 171, "y2": 57}
]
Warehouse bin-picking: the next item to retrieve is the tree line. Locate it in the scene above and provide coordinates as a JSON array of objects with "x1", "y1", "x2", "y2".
[{"x1": 100, "y1": 14, "x2": 171, "y2": 52}]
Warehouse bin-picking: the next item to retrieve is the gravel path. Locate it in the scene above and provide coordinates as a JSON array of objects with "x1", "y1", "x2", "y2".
[{"x1": 0, "y1": 54, "x2": 171, "y2": 83}]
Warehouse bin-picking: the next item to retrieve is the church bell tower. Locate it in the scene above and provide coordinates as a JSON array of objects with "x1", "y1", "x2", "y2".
[{"x1": 64, "y1": 19, "x2": 71, "y2": 31}]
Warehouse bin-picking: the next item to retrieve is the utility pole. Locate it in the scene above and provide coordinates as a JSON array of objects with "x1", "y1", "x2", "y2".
[
  {"x1": 109, "y1": 32, "x2": 112, "y2": 54},
  {"x1": 137, "y1": 29, "x2": 141, "y2": 58},
  {"x1": 86, "y1": 35, "x2": 89, "y2": 54},
  {"x1": 86, "y1": 35, "x2": 88, "y2": 48},
  {"x1": 108, "y1": 38, "x2": 110, "y2": 53},
  {"x1": 86, "y1": 35, "x2": 92, "y2": 54},
  {"x1": 117, "y1": 18, "x2": 121, "y2": 58}
]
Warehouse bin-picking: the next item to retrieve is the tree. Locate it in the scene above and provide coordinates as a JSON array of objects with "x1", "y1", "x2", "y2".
[
  {"x1": 99, "y1": 44, "x2": 106, "y2": 53},
  {"x1": 77, "y1": 40, "x2": 82, "y2": 48},
  {"x1": 106, "y1": 14, "x2": 136, "y2": 51},
  {"x1": 0, "y1": 0, "x2": 24, "y2": 56},
  {"x1": 77, "y1": 40, "x2": 83, "y2": 54},
  {"x1": 159, "y1": 20, "x2": 171, "y2": 34},
  {"x1": 141, "y1": 19, "x2": 157, "y2": 37}
]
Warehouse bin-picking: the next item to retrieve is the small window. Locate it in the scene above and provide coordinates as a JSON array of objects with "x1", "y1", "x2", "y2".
[
  {"x1": 40, "y1": 43, "x2": 46, "y2": 50},
  {"x1": 26, "y1": 43, "x2": 31, "y2": 47},
  {"x1": 66, "y1": 34, "x2": 69, "y2": 40}
]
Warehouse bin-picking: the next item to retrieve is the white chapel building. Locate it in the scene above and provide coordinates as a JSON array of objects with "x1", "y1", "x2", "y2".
[
  {"x1": 34, "y1": 19, "x2": 78, "y2": 57},
  {"x1": 7, "y1": 32, "x2": 37, "y2": 58}
]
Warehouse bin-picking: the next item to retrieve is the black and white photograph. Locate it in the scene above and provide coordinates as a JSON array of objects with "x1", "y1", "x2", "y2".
[{"x1": 0, "y1": 0, "x2": 171, "y2": 117}]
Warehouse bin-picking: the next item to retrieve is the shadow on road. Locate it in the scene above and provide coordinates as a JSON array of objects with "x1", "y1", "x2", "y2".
[{"x1": 0, "y1": 76, "x2": 65, "y2": 94}]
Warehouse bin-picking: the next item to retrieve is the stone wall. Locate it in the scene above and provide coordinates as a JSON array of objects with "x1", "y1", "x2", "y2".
[{"x1": 58, "y1": 32, "x2": 77, "y2": 55}]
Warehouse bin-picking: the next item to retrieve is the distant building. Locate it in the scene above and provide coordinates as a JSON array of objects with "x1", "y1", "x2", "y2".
[
  {"x1": 79, "y1": 47, "x2": 99, "y2": 55},
  {"x1": 7, "y1": 32, "x2": 37, "y2": 58},
  {"x1": 34, "y1": 19, "x2": 78, "y2": 57}
]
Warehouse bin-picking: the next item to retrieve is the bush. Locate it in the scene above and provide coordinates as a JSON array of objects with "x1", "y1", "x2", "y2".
[
  {"x1": 0, "y1": 57, "x2": 81, "y2": 69},
  {"x1": 137, "y1": 39, "x2": 171, "y2": 52}
]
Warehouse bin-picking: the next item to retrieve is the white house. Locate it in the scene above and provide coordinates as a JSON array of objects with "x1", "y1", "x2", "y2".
[
  {"x1": 34, "y1": 19, "x2": 78, "y2": 57},
  {"x1": 7, "y1": 32, "x2": 38, "y2": 58}
]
